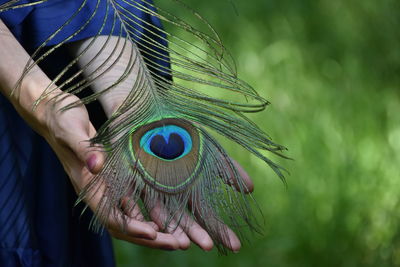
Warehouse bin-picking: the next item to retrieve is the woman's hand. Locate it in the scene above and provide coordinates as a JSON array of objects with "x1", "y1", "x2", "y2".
[{"x1": 38, "y1": 91, "x2": 187, "y2": 251}]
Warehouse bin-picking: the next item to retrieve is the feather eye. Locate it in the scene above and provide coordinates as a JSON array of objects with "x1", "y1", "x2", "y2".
[
  {"x1": 130, "y1": 118, "x2": 202, "y2": 194},
  {"x1": 1, "y1": 0, "x2": 288, "y2": 253}
]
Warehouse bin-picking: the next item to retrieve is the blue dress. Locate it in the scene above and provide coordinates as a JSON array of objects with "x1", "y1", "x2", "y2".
[{"x1": 0, "y1": 1, "x2": 169, "y2": 266}]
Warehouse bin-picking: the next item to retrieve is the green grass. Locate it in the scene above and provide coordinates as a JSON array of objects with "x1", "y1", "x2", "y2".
[{"x1": 114, "y1": 0, "x2": 400, "y2": 266}]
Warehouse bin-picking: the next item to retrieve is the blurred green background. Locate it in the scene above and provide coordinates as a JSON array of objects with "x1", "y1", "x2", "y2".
[{"x1": 115, "y1": 0, "x2": 400, "y2": 266}]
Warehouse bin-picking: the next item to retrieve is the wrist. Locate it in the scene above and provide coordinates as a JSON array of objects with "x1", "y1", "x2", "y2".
[{"x1": 10, "y1": 74, "x2": 61, "y2": 136}]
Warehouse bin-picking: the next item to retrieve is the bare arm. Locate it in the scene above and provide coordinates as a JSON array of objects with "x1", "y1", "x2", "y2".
[{"x1": 0, "y1": 19, "x2": 53, "y2": 131}]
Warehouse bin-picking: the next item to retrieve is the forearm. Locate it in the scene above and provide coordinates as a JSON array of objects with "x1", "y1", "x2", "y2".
[
  {"x1": 68, "y1": 36, "x2": 141, "y2": 117},
  {"x1": 0, "y1": 19, "x2": 53, "y2": 130}
]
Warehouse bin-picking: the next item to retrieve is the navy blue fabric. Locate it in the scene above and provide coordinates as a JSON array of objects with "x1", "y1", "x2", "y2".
[
  {"x1": 0, "y1": 0, "x2": 171, "y2": 78},
  {"x1": 1, "y1": 97, "x2": 117, "y2": 267},
  {"x1": 0, "y1": 0, "x2": 170, "y2": 266}
]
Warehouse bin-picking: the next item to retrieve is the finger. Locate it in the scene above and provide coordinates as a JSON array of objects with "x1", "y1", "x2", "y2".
[
  {"x1": 197, "y1": 215, "x2": 241, "y2": 252},
  {"x1": 83, "y1": 147, "x2": 104, "y2": 174},
  {"x1": 82, "y1": 179, "x2": 157, "y2": 240},
  {"x1": 108, "y1": 214, "x2": 158, "y2": 240},
  {"x1": 180, "y1": 211, "x2": 213, "y2": 251},
  {"x1": 79, "y1": 124, "x2": 104, "y2": 174},
  {"x1": 189, "y1": 198, "x2": 240, "y2": 252},
  {"x1": 170, "y1": 225, "x2": 191, "y2": 250},
  {"x1": 220, "y1": 225, "x2": 241, "y2": 252},
  {"x1": 84, "y1": 125, "x2": 105, "y2": 174},
  {"x1": 146, "y1": 221, "x2": 160, "y2": 231},
  {"x1": 120, "y1": 197, "x2": 145, "y2": 221},
  {"x1": 109, "y1": 229, "x2": 180, "y2": 251},
  {"x1": 231, "y1": 159, "x2": 254, "y2": 193},
  {"x1": 148, "y1": 201, "x2": 191, "y2": 250},
  {"x1": 120, "y1": 197, "x2": 159, "y2": 231},
  {"x1": 59, "y1": 116, "x2": 104, "y2": 174},
  {"x1": 225, "y1": 158, "x2": 254, "y2": 193}
]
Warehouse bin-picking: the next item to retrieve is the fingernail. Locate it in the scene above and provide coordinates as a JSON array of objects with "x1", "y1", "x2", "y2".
[{"x1": 87, "y1": 154, "x2": 97, "y2": 173}]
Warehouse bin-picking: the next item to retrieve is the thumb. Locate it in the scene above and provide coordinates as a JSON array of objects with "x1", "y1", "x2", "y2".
[
  {"x1": 61, "y1": 121, "x2": 105, "y2": 174},
  {"x1": 82, "y1": 143, "x2": 105, "y2": 174}
]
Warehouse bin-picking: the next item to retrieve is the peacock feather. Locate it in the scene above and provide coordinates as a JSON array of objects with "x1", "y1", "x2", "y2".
[{"x1": 1, "y1": 0, "x2": 288, "y2": 253}]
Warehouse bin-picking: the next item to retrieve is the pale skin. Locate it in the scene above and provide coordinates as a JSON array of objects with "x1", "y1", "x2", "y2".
[{"x1": 0, "y1": 19, "x2": 254, "y2": 252}]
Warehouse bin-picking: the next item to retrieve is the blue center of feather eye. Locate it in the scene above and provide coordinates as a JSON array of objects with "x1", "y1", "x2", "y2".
[{"x1": 140, "y1": 125, "x2": 192, "y2": 160}]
